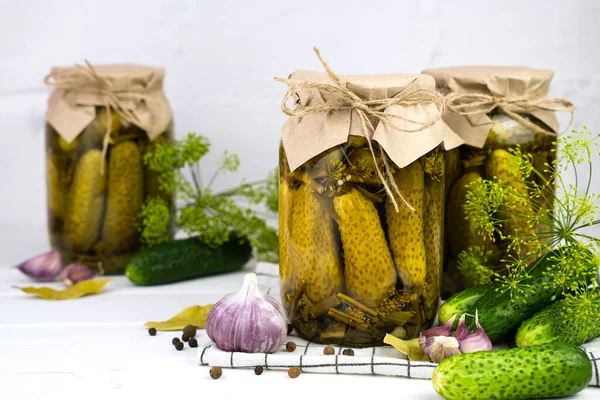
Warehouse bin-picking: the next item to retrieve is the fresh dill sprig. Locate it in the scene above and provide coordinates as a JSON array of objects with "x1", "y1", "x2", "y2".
[
  {"x1": 456, "y1": 246, "x2": 496, "y2": 287},
  {"x1": 462, "y1": 127, "x2": 600, "y2": 307},
  {"x1": 139, "y1": 132, "x2": 279, "y2": 262}
]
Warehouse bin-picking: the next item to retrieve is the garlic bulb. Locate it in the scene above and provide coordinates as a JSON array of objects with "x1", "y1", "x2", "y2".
[
  {"x1": 419, "y1": 312, "x2": 492, "y2": 363},
  {"x1": 206, "y1": 273, "x2": 288, "y2": 353}
]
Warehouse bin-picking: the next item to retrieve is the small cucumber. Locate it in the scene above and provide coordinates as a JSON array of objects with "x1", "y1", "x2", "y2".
[
  {"x1": 126, "y1": 235, "x2": 252, "y2": 286},
  {"x1": 467, "y1": 248, "x2": 597, "y2": 343},
  {"x1": 516, "y1": 290, "x2": 600, "y2": 348},
  {"x1": 432, "y1": 343, "x2": 592, "y2": 400},
  {"x1": 438, "y1": 285, "x2": 490, "y2": 325}
]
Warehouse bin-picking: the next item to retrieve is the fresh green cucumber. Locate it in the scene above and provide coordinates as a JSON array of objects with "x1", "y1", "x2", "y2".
[
  {"x1": 516, "y1": 290, "x2": 600, "y2": 348},
  {"x1": 438, "y1": 285, "x2": 490, "y2": 325},
  {"x1": 468, "y1": 248, "x2": 596, "y2": 343},
  {"x1": 125, "y1": 235, "x2": 252, "y2": 286},
  {"x1": 432, "y1": 343, "x2": 592, "y2": 400}
]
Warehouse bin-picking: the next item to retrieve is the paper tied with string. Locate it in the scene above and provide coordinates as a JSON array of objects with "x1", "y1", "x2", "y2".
[
  {"x1": 422, "y1": 66, "x2": 574, "y2": 149},
  {"x1": 45, "y1": 63, "x2": 173, "y2": 143},
  {"x1": 278, "y1": 69, "x2": 464, "y2": 172}
]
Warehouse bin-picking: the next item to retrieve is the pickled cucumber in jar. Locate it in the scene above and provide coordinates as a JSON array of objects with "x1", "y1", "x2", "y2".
[
  {"x1": 279, "y1": 140, "x2": 444, "y2": 347},
  {"x1": 45, "y1": 106, "x2": 175, "y2": 273},
  {"x1": 444, "y1": 112, "x2": 556, "y2": 294}
]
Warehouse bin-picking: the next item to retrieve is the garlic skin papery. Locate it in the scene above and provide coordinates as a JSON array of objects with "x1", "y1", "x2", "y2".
[
  {"x1": 205, "y1": 273, "x2": 288, "y2": 354},
  {"x1": 420, "y1": 336, "x2": 462, "y2": 363},
  {"x1": 419, "y1": 313, "x2": 492, "y2": 363}
]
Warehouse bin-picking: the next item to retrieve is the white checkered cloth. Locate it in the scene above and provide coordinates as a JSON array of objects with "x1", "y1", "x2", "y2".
[{"x1": 197, "y1": 262, "x2": 600, "y2": 386}]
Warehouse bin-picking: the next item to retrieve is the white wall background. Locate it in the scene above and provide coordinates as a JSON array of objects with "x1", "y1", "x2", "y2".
[{"x1": 1, "y1": 0, "x2": 599, "y2": 264}]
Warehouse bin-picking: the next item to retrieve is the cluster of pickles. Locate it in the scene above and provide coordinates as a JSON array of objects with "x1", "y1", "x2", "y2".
[
  {"x1": 46, "y1": 107, "x2": 173, "y2": 273},
  {"x1": 443, "y1": 113, "x2": 556, "y2": 296},
  {"x1": 279, "y1": 137, "x2": 444, "y2": 347}
]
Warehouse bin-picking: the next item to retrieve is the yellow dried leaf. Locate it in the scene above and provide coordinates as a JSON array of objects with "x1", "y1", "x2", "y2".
[
  {"x1": 383, "y1": 334, "x2": 431, "y2": 362},
  {"x1": 16, "y1": 278, "x2": 111, "y2": 300},
  {"x1": 144, "y1": 304, "x2": 214, "y2": 331}
]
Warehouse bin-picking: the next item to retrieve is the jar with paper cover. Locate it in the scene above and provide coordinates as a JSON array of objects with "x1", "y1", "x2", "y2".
[
  {"x1": 44, "y1": 63, "x2": 175, "y2": 273},
  {"x1": 276, "y1": 52, "x2": 463, "y2": 346},
  {"x1": 422, "y1": 66, "x2": 574, "y2": 296}
]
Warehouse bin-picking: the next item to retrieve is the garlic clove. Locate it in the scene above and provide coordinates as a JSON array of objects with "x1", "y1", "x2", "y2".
[
  {"x1": 456, "y1": 313, "x2": 493, "y2": 354},
  {"x1": 16, "y1": 250, "x2": 62, "y2": 282},
  {"x1": 450, "y1": 313, "x2": 472, "y2": 341},
  {"x1": 421, "y1": 336, "x2": 462, "y2": 363},
  {"x1": 206, "y1": 273, "x2": 288, "y2": 354},
  {"x1": 420, "y1": 314, "x2": 457, "y2": 339},
  {"x1": 56, "y1": 263, "x2": 97, "y2": 286},
  {"x1": 418, "y1": 312, "x2": 492, "y2": 363}
]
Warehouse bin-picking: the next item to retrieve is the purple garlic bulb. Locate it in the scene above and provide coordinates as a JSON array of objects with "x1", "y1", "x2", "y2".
[
  {"x1": 16, "y1": 250, "x2": 62, "y2": 282},
  {"x1": 419, "y1": 312, "x2": 493, "y2": 363},
  {"x1": 206, "y1": 272, "x2": 288, "y2": 353}
]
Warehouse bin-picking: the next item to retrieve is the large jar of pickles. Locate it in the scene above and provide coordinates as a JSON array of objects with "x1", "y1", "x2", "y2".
[
  {"x1": 422, "y1": 67, "x2": 570, "y2": 296},
  {"x1": 276, "y1": 68, "x2": 462, "y2": 346},
  {"x1": 44, "y1": 64, "x2": 174, "y2": 273}
]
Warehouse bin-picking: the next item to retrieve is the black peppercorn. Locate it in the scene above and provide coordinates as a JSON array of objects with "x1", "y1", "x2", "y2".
[
  {"x1": 183, "y1": 324, "x2": 197, "y2": 338},
  {"x1": 286, "y1": 341, "x2": 296, "y2": 352},
  {"x1": 323, "y1": 346, "x2": 335, "y2": 355},
  {"x1": 172, "y1": 337, "x2": 181, "y2": 345},
  {"x1": 189, "y1": 338, "x2": 198, "y2": 348},
  {"x1": 342, "y1": 349, "x2": 355, "y2": 356},
  {"x1": 182, "y1": 333, "x2": 190, "y2": 342},
  {"x1": 175, "y1": 342, "x2": 184, "y2": 351},
  {"x1": 254, "y1": 366, "x2": 264, "y2": 375},
  {"x1": 210, "y1": 366, "x2": 223, "y2": 379},
  {"x1": 148, "y1": 328, "x2": 157, "y2": 336},
  {"x1": 288, "y1": 367, "x2": 301, "y2": 378}
]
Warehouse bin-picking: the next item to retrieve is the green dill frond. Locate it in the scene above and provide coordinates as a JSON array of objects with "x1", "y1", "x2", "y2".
[
  {"x1": 463, "y1": 127, "x2": 600, "y2": 303},
  {"x1": 180, "y1": 133, "x2": 211, "y2": 165},
  {"x1": 217, "y1": 150, "x2": 240, "y2": 173},
  {"x1": 559, "y1": 126, "x2": 600, "y2": 167},
  {"x1": 139, "y1": 132, "x2": 279, "y2": 260},
  {"x1": 456, "y1": 246, "x2": 497, "y2": 286},
  {"x1": 558, "y1": 288, "x2": 600, "y2": 342},
  {"x1": 464, "y1": 177, "x2": 505, "y2": 241},
  {"x1": 560, "y1": 288, "x2": 600, "y2": 321},
  {"x1": 494, "y1": 264, "x2": 533, "y2": 302},
  {"x1": 138, "y1": 197, "x2": 172, "y2": 247},
  {"x1": 507, "y1": 145, "x2": 534, "y2": 180}
]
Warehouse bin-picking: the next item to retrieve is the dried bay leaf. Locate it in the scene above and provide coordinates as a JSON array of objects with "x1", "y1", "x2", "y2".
[
  {"x1": 16, "y1": 278, "x2": 111, "y2": 300},
  {"x1": 144, "y1": 304, "x2": 214, "y2": 331},
  {"x1": 383, "y1": 334, "x2": 431, "y2": 362}
]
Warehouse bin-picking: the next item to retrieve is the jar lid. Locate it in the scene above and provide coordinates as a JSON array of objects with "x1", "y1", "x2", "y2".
[
  {"x1": 279, "y1": 70, "x2": 463, "y2": 171},
  {"x1": 422, "y1": 66, "x2": 560, "y2": 148},
  {"x1": 45, "y1": 63, "x2": 172, "y2": 143}
]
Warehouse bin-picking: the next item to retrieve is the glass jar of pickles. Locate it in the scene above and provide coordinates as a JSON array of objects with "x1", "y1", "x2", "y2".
[
  {"x1": 44, "y1": 64, "x2": 174, "y2": 273},
  {"x1": 276, "y1": 63, "x2": 462, "y2": 346},
  {"x1": 422, "y1": 66, "x2": 572, "y2": 297}
]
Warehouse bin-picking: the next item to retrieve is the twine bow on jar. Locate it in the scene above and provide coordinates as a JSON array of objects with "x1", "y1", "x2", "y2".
[
  {"x1": 445, "y1": 92, "x2": 575, "y2": 135},
  {"x1": 275, "y1": 47, "x2": 446, "y2": 212},
  {"x1": 44, "y1": 61, "x2": 155, "y2": 174}
]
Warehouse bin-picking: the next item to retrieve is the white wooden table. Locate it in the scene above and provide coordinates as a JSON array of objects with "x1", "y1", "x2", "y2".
[{"x1": 0, "y1": 264, "x2": 597, "y2": 400}]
